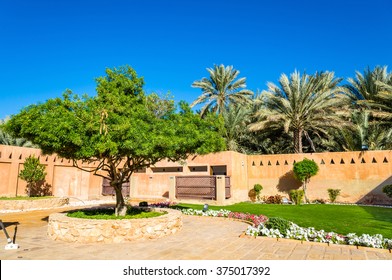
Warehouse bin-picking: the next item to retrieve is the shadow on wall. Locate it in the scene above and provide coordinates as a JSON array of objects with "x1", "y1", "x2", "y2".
[
  {"x1": 276, "y1": 170, "x2": 302, "y2": 194},
  {"x1": 357, "y1": 176, "x2": 392, "y2": 206}
]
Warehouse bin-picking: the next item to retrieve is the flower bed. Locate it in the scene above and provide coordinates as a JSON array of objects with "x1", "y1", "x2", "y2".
[
  {"x1": 177, "y1": 208, "x2": 392, "y2": 250},
  {"x1": 47, "y1": 207, "x2": 182, "y2": 243}
]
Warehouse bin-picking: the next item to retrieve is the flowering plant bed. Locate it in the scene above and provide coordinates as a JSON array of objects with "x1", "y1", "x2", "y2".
[
  {"x1": 176, "y1": 207, "x2": 392, "y2": 250},
  {"x1": 246, "y1": 221, "x2": 392, "y2": 250}
]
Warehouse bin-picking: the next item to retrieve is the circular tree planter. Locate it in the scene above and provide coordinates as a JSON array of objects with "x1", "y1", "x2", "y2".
[{"x1": 47, "y1": 207, "x2": 182, "y2": 243}]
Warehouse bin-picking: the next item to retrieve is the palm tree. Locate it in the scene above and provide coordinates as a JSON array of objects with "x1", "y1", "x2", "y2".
[
  {"x1": 0, "y1": 117, "x2": 36, "y2": 147},
  {"x1": 221, "y1": 104, "x2": 252, "y2": 153},
  {"x1": 345, "y1": 66, "x2": 392, "y2": 149},
  {"x1": 249, "y1": 71, "x2": 349, "y2": 153},
  {"x1": 191, "y1": 64, "x2": 253, "y2": 117}
]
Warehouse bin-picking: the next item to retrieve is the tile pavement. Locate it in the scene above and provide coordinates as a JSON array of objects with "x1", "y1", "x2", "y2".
[{"x1": 0, "y1": 206, "x2": 391, "y2": 260}]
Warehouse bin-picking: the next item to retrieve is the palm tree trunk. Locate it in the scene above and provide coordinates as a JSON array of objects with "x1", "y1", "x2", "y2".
[{"x1": 293, "y1": 128, "x2": 303, "y2": 153}]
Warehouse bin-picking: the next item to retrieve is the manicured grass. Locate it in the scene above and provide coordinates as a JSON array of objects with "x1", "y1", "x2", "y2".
[
  {"x1": 176, "y1": 202, "x2": 392, "y2": 238},
  {"x1": 67, "y1": 207, "x2": 166, "y2": 220},
  {"x1": 0, "y1": 196, "x2": 54, "y2": 200}
]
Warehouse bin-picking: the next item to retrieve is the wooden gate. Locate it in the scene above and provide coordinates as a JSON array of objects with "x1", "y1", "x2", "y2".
[{"x1": 175, "y1": 176, "x2": 231, "y2": 200}]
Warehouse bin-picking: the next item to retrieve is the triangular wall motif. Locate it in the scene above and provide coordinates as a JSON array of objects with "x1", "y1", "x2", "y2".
[
  {"x1": 340, "y1": 159, "x2": 345, "y2": 164},
  {"x1": 268, "y1": 160, "x2": 272, "y2": 166},
  {"x1": 351, "y1": 158, "x2": 355, "y2": 164},
  {"x1": 330, "y1": 159, "x2": 335, "y2": 164},
  {"x1": 260, "y1": 161, "x2": 263, "y2": 166},
  {"x1": 372, "y1": 157, "x2": 377, "y2": 163},
  {"x1": 9, "y1": 153, "x2": 12, "y2": 159},
  {"x1": 252, "y1": 161, "x2": 255, "y2": 166},
  {"x1": 320, "y1": 159, "x2": 325, "y2": 164},
  {"x1": 19, "y1": 154, "x2": 22, "y2": 160},
  {"x1": 276, "y1": 160, "x2": 280, "y2": 166},
  {"x1": 361, "y1": 158, "x2": 366, "y2": 163},
  {"x1": 293, "y1": 160, "x2": 296, "y2": 164},
  {"x1": 284, "y1": 160, "x2": 288, "y2": 165},
  {"x1": 45, "y1": 156, "x2": 49, "y2": 162},
  {"x1": 383, "y1": 157, "x2": 388, "y2": 163}
]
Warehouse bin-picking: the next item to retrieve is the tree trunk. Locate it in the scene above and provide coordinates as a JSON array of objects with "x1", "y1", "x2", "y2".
[
  {"x1": 303, "y1": 178, "x2": 310, "y2": 204},
  {"x1": 293, "y1": 128, "x2": 303, "y2": 153},
  {"x1": 113, "y1": 183, "x2": 127, "y2": 216}
]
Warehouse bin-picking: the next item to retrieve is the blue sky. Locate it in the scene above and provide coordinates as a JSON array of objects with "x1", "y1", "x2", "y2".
[{"x1": 1, "y1": 0, "x2": 391, "y2": 119}]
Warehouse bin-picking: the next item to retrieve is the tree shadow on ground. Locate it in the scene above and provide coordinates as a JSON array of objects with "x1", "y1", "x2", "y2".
[{"x1": 276, "y1": 170, "x2": 302, "y2": 195}]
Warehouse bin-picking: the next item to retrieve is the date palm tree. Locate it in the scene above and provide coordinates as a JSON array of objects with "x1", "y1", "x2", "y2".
[
  {"x1": 345, "y1": 66, "x2": 392, "y2": 149},
  {"x1": 191, "y1": 64, "x2": 253, "y2": 117},
  {"x1": 249, "y1": 71, "x2": 349, "y2": 153}
]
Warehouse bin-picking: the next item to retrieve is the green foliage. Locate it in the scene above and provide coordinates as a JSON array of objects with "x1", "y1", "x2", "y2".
[
  {"x1": 67, "y1": 207, "x2": 165, "y2": 220},
  {"x1": 382, "y1": 185, "x2": 392, "y2": 198},
  {"x1": 5, "y1": 65, "x2": 225, "y2": 215},
  {"x1": 19, "y1": 155, "x2": 48, "y2": 197},
  {"x1": 293, "y1": 158, "x2": 319, "y2": 183},
  {"x1": 289, "y1": 189, "x2": 304, "y2": 205},
  {"x1": 0, "y1": 117, "x2": 36, "y2": 147},
  {"x1": 253, "y1": 184, "x2": 263, "y2": 201},
  {"x1": 191, "y1": 64, "x2": 253, "y2": 117},
  {"x1": 265, "y1": 217, "x2": 291, "y2": 235},
  {"x1": 249, "y1": 71, "x2": 348, "y2": 153},
  {"x1": 327, "y1": 189, "x2": 341, "y2": 203}
]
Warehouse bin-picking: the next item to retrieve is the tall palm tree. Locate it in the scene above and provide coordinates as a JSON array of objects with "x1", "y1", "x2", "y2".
[
  {"x1": 221, "y1": 103, "x2": 252, "y2": 153},
  {"x1": 345, "y1": 66, "x2": 392, "y2": 148},
  {"x1": 249, "y1": 71, "x2": 349, "y2": 153},
  {"x1": 191, "y1": 64, "x2": 253, "y2": 117}
]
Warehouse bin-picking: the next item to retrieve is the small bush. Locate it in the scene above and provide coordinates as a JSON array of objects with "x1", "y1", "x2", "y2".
[
  {"x1": 382, "y1": 185, "x2": 392, "y2": 198},
  {"x1": 265, "y1": 217, "x2": 291, "y2": 235},
  {"x1": 19, "y1": 155, "x2": 49, "y2": 197},
  {"x1": 312, "y1": 198, "x2": 326, "y2": 204},
  {"x1": 327, "y1": 189, "x2": 341, "y2": 203},
  {"x1": 264, "y1": 194, "x2": 283, "y2": 204},
  {"x1": 289, "y1": 189, "x2": 304, "y2": 205},
  {"x1": 253, "y1": 184, "x2": 263, "y2": 201}
]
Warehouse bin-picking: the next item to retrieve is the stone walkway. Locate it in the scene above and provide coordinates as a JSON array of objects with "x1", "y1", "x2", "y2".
[{"x1": 0, "y1": 206, "x2": 391, "y2": 260}]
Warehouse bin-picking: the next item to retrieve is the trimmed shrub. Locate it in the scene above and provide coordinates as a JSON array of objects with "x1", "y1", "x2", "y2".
[
  {"x1": 19, "y1": 155, "x2": 49, "y2": 197},
  {"x1": 289, "y1": 189, "x2": 304, "y2": 205},
  {"x1": 253, "y1": 184, "x2": 263, "y2": 201},
  {"x1": 265, "y1": 217, "x2": 291, "y2": 235},
  {"x1": 382, "y1": 185, "x2": 392, "y2": 198},
  {"x1": 327, "y1": 189, "x2": 341, "y2": 203}
]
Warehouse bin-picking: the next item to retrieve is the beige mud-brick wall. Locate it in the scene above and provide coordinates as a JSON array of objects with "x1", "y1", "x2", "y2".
[
  {"x1": 0, "y1": 145, "x2": 103, "y2": 199},
  {"x1": 247, "y1": 150, "x2": 392, "y2": 204}
]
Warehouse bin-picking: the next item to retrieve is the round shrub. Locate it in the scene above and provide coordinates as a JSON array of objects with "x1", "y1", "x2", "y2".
[
  {"x1": 382, "y1": 185, "x2": 392, "y2": 198},
  {"x1": 265, "y1": 217, "x2": 291, "y2": 235},
  {"x1": 327, "y1": 189, "x2": 341, "y2": 203}
]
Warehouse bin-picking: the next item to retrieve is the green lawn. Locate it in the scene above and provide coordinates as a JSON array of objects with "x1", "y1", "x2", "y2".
[
  {"x1": 67, "y1": 207, "x2": 166, "y2": 220},
  {"x1": 176, "y1": 202, "x2": 392, "y2": 238}
]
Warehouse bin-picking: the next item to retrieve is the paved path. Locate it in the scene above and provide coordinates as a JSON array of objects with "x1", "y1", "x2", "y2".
[{"x1": 0, "y1": 207, "x2": 391, "y2": 260}]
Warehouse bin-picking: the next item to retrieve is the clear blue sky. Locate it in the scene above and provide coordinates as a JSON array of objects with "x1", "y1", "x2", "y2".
[{"x1": 1, "y1": 0, "x2": 391, "y2": 119}]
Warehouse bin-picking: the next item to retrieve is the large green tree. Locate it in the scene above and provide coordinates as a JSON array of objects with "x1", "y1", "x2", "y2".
[
  {"x1": 249, "y1": 71, "x2": 349, "y2": 153},
  {"x1": 5, "y1": 66, "x2": 225, "y2": 216},
  {"x1": 191, "y1": 64, "x2": 253, "y2": 117}
]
